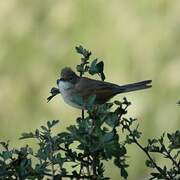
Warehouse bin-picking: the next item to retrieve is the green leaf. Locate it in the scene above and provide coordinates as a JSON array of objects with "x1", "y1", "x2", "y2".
[
  {"x1": 120, "y1": 167, "x2": 128, "y2": 179},
  {"x1": 125, "y1": 135, "x2": 134, "y2": 144},
  {"x1": 101, "y1": 132, "x2": 114, "y2": 143},
  {"x1": 75, "y1": 45, "x2": 84, "y2": 54},
  {"x1": 100, "y1": 72, "x2": 106, "y2": 81},
  {"x1": 168, "y1": 130, "x2": 180, "y2": 149},
  {"x1": 75, "y1": 45, "x2": 91, "y2": 59},
  {"x1": 2, "y1": 151, "x2": 12, "y2": 161},
  {"x1": 58, "y1": 132, "x2": 70, "y2": 139},
  {"x1": 114, "y1": 100, "x2": 122, "y2": 106},
  {"x1": 0, "y1": 141, "x2": 9, "y2": 150},
  {"x1": 36, "y1": 149, "x2": 48, "y2": 161},
  {"x1": 76, "y1": 64, "x2": 84, "y2": 72},
  {"x1": 96, "y1": 61, "x2": 106, "y2": 81},
  {"x1": 35, "y1": 162, "x2": 50, "y2": 174},
  {"x1": 145, "y1": 159, "x2": 155, "y2": 168},
  {"x1": 89, "y1": 59, "x2": 98, "y2": 75},
  {"x1": 105, "y1": 114, "x2": 119, "y2": 127},
  {"x1": 67, "y1": 125, "x2": 77, "y2": 134},
  {"x1": 132, "y1": 129, "x2": 142, "y2": 139},
  {"x1": 35, "y1": 129, "x2": 40, "y2": 137},
  {"x1": 55, "y1": 153, "x2": 66, "y2": 167},
  {"x1": 47, "y1": 120, "x2": 59, "y2": 129},
  {"x1": 20, "y1": 132, "x2": 35, "y2": 139},
  {"x1": 96, "y1": 61, "x2": 104, "y2": 72},
  {"x1": 60, "y1": 168, "x2": 67, "y2": 176},
  {"x1": 167, "y1": 133, "x2": 172, "y2": 141},
  {"x1": 41, "y1": 126, "x2": 49, "y2": 132},
  {"x1": 119, "y1": 145, "x2": 127, "y2": 156},
  {"x1": 150, "y1": 172, "x2": 164, "y2": 179}
]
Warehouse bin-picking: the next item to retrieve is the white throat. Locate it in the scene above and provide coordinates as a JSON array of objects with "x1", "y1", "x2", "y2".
[
  {"x1": 57, "y1": 80, "x2": 83, "y2": 109},
  {"x1": 58, "y1": 81, "x2": 73, "y2": 95}
]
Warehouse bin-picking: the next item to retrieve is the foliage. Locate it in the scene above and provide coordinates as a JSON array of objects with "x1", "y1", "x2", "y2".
[
  {"x1": 75, "y1": 45, "x2": 105, "y2": 81},
  {"x1": 0, "y1": 46, "x2": 179, "y2": 179},
  {"x1": 0, "y1": 99, "x2": 130, "y2": 179},
  {"x1": 121, "y1": 118, "x2": 180, "y2": 180}
]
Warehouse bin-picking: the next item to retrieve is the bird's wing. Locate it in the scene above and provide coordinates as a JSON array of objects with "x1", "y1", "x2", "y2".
[{"x1": 74, "y1": 77, "x2": 118, "y2": 104}]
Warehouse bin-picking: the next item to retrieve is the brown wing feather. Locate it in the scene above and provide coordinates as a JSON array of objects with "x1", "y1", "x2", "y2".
[{"x1": 74, "y1": 77, "x2": 119, "y2": 104}]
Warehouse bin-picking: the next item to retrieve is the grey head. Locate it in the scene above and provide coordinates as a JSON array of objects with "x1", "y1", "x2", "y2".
[{"x1": 57, "y1": 67, "x2": 79, "y2": 85}]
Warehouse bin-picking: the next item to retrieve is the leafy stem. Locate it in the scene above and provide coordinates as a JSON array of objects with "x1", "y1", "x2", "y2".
[{"x1": 125, "y1": 125, "x2": 172, "y2": 180}]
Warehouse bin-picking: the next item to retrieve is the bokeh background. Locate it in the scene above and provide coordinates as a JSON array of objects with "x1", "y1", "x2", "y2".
[{"x1": 0, "y1": 0, "x2": 180, "y2": 179}]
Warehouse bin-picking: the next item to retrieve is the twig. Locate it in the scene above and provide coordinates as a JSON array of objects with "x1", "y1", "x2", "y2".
[
  {"x1": 160, "y1": 142, "x2": 180, "y2": 171},
  {"x1": 86, "y1": 156, "x2": 91, "y2": 177},
  {"x1": 57, "y1": 145, "x2": 91, "y2": 166},
  {"x1": 49, "y1": 139, "x2": 55, "y2": 178},
  {"x1": 82, "y1": 110, "x2": 85, "y2": 120},
  {"x1": 126, "y1": 127, "x2": 171, "y2": 180},
  {"x1": 91, "y1": 154, "x2": 97, "y2": 178},
  {"x1": 54, "y1": 174, "x2": 93, "y2": 179}
]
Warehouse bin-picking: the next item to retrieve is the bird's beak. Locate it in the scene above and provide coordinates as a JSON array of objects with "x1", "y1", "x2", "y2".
[
  {"x1": 57, "y1": 79, "x2": 60, "y2": 85},
  {"x1": 57, "y1": 78, "x2": 66, "y2": 85}
]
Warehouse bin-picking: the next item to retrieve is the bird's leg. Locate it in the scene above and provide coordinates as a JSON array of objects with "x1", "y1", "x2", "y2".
[{"x1": 81, "y1": 110, "x2": 85, "y2": 119}]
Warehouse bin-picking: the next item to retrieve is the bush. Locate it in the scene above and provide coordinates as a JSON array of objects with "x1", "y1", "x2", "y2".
[{"x1": 0, "y1": 46, "x2": 179, "y2": 180}]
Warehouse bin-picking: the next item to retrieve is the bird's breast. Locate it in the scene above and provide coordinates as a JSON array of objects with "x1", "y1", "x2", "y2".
[
  {"x1": 58, "y1": 80, "x2": 71, "y2": 89},
  {"x1": 58, "y1": 81, "x2": 72, "y2": 97},
  {"x1": 58, "y1": 81, "x2": 83, "y2": 109}
]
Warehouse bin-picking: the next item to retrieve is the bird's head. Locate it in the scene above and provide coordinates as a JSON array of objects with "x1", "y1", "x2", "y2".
[{"x1": 57, "y1": 67, "x2": 79, "y2": 86}]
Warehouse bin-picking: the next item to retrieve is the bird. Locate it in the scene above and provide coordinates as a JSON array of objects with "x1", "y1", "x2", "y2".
[{"x1": 53, "y1": 67, "x2": 152, "y2": 109}]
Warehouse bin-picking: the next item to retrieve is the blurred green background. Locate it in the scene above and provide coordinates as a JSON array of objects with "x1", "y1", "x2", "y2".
[{"x1": 0, "y1": 0, "x2": 180, "y2": 179}]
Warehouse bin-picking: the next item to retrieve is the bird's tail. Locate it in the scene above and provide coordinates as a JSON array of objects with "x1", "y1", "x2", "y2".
[{"x1": 116, "y1": 80, "x2": 152, "y2": 94}]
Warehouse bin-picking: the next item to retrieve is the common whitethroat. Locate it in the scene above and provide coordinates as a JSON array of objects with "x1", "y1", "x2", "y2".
[{"x1": 53, "y1": 67, "x2": 152, "y2": 109}]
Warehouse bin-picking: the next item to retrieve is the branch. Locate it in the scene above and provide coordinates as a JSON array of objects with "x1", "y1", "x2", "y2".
[{"x1": 126, "y1": 127, "x2": 172, "y2": 180}]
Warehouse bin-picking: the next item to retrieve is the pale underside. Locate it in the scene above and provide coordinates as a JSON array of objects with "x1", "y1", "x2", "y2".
[
  {"x1": 57, "y1": 78, "x2": 118, "y2": 109},
  {"x1": 57, "y1": 77, "x2": 151, "y2": 109}
]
